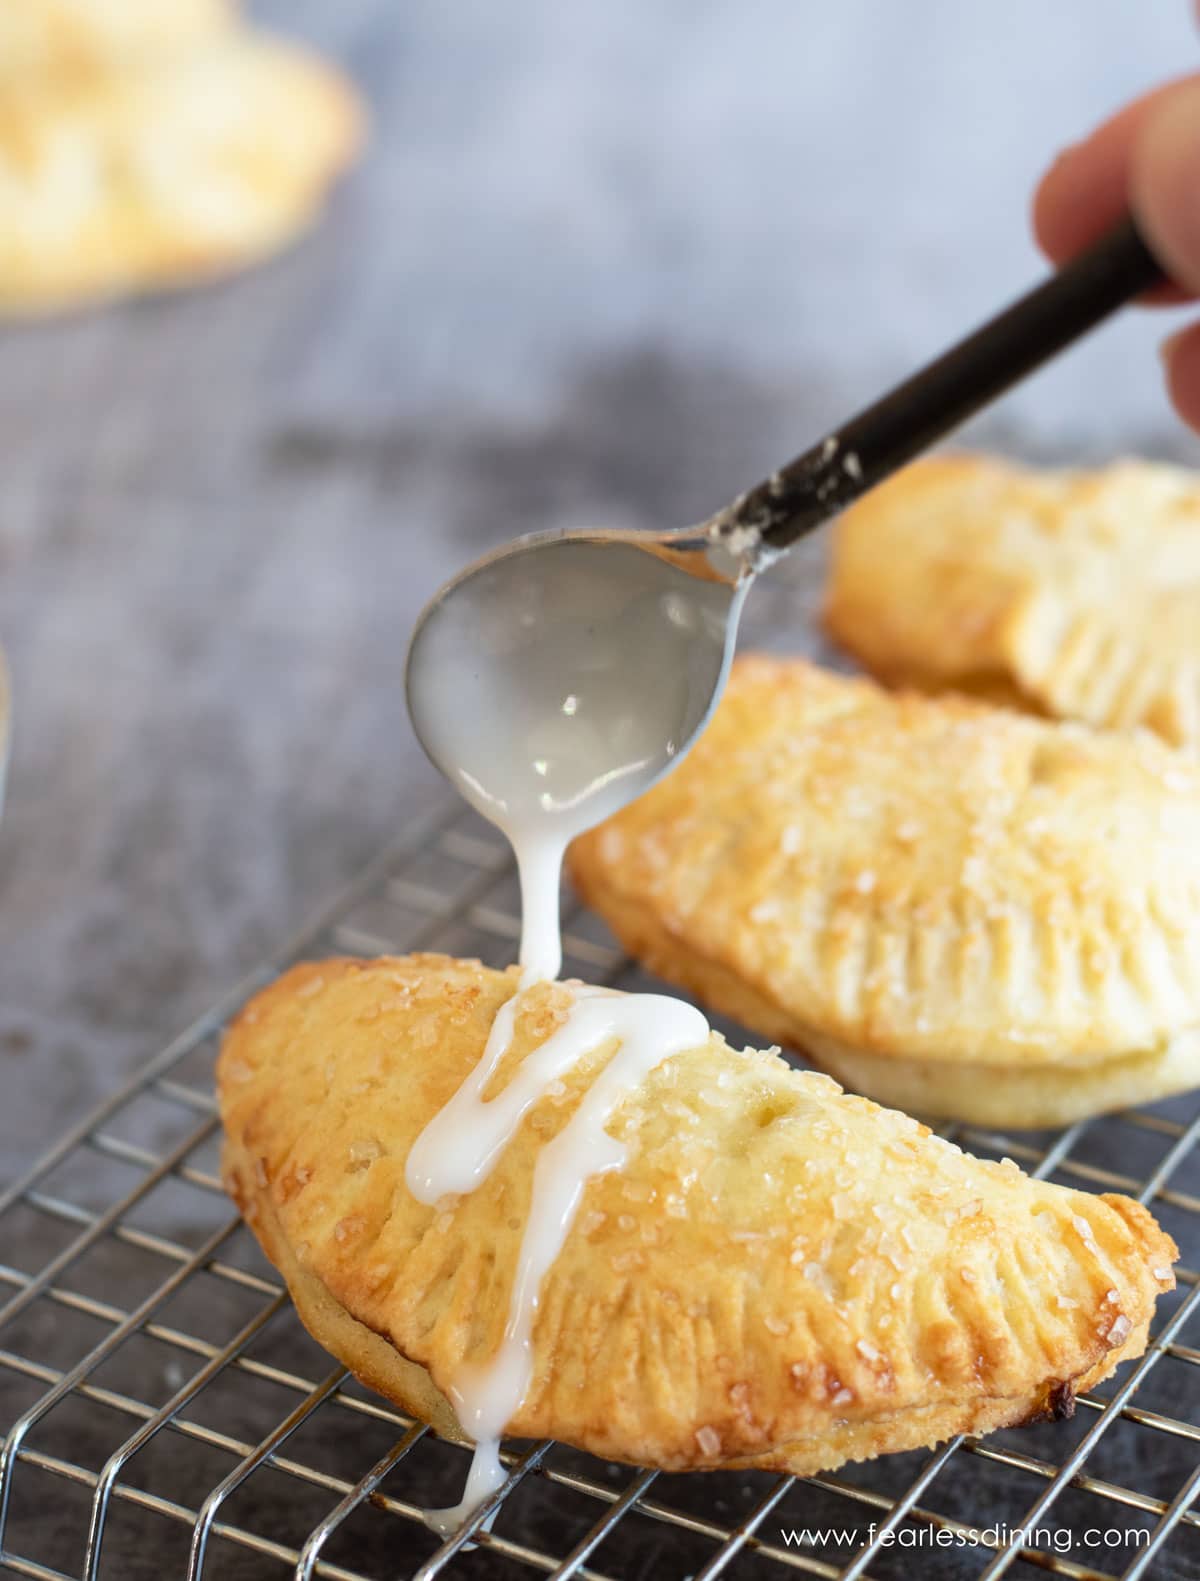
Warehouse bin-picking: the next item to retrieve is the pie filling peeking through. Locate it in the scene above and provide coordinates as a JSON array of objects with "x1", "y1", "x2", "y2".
[
  {"x1": 824, "y1": 453, "x2": 1200, "y2": 750},
  {"x1": 220, "y1": 954, "x2": 1176, "y2": 1480},
  {"x1": 568, "y1": 653, "x2": 1200, "y2": 1128}
]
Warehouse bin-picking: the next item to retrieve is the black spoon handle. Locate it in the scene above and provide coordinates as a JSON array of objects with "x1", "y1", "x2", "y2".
[{"x1": 715, "y1": 216, "x2": 1163, "y2": 557}]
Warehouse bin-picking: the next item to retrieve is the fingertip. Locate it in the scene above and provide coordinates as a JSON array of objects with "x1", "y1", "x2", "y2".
[
  {"x1": 1160, "y1": 319, "x2": 1200, "y2": 433},
  {"x1": 1032, "y1": 145, "x2": 1084, "y2": 261},
  {"x1": 1031, "y1": 77, "x2": 1200, "y2": 289},
  {"x1": 1031, "y1": 106, "x2": 1148, "y2": 265},
  {"x1": 1131, "y1": 80, "x2": 1200, "y2": 296}
]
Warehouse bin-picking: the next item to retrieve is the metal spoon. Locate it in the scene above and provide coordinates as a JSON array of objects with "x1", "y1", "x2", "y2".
[{"x1": 407, "y1": 218, "x2": 1160, "y2": 837}]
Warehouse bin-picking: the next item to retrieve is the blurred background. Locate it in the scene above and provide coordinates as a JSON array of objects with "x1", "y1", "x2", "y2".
[{"x1": 3, "y1": 0, "x2": 1199, "y2": 1179}]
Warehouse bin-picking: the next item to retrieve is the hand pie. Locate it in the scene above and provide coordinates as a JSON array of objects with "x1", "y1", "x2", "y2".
[
  {"x1": 0, "y1": 32, "x2": 364, "y2": 314},
  {"x1": 219, "y1": 954, "x2": 1175, "y2": 1479},
  {"x1": 0, "y1": 0, "x2": 232, "y2": 79},
  {"x1": 824, "y1": 453, "x2": 1200, "y2": 749},
  {"x1": 569, "y1": 655, "x2": 1200, "y2": 1127}
]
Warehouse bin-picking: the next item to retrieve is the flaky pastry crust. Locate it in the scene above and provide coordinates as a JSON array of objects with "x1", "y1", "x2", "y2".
[
  {"x1": 568, "y1": 655, "x2": 1200, "y2": 1127},
  {"x1": 0, "y1": 0, "x2": 233, "y2": 79},
  {"x1": 219, "y1": 954, "x2": 1176, "y2": 1477},
  {"x1": 825, "y1": 453, "x2": 1200, "y2": 750},
  {"x1": 0, "y1": 31, "x2": 364, "y2": 313}
]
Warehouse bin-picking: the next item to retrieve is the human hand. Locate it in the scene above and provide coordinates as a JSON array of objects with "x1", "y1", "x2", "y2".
[{"x1": 1035, "y1": 73, "x2": 1200, "y2": 428}]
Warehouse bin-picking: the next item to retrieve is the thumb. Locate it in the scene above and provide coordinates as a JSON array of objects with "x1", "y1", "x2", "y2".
[{"x1": 1131, "y1": 78, "x2": 1200, "y2": 294}]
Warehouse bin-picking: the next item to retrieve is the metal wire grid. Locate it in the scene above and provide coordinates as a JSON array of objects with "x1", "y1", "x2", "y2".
[{"x1": 3, "y1": 570, "x2": 1200, "y2": 1579}]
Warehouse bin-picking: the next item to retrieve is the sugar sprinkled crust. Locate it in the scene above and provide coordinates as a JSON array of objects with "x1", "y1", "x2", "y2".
[
  {"x1": 219, "y1": 953, "x2": 1176, "y2": 1475},
  {"x1": 0, "y1": 30, "x2": 364, "y2": 314},
  {"x1": 568, "y1": 654, "x2": 1200, "y2": 1126},
  {"x1": 825, "y1": 453, "x2": 1200, "y2": 749}
]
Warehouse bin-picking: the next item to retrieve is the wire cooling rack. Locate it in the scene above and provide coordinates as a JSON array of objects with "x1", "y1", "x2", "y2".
[{"x1": 4, "y1": 565, "x2": 1200, "y2": 1581}]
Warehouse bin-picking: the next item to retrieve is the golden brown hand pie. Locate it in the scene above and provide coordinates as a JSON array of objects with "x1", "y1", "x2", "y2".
[
  {"x1": 0, "y1": 0, "x2": 233, "y2": 79},
  {"x1": 824, "y1": 453, "x2": 1200, "y2": 749},
  {"x1": 0, "y1": 31, "x2": 364, "y2": 313},
  {"x1": 219, "y1": 954, "x2": 1176, "y2": 1478},
  {"x1": 569, "y1": 655, "x2": 1200, "y2": 1127}
]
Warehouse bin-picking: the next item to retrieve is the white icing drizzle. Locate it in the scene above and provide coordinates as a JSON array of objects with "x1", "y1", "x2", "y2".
[
  {"x1": 423, "y1": 1439, "x2": 506, "y2": 1539},
  {"x1": 407, "y1": 829, "x2": 708, "y2": 1534},
  {"x1": 514, "y1": 828, "x2": 566, "y2": 987}
]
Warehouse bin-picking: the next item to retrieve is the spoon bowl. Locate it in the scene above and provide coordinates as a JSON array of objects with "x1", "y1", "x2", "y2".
[{"x1": 406, "y1": 526, "x2": 750, "y2": 846}]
